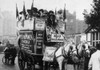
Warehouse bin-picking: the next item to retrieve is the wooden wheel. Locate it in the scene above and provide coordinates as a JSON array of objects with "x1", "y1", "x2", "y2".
[
  {"x1": 2, "y1": 56, "x2": 6, "y2": 64},
  {"x1": 26, "y1": 57, "x2": 35, "y2": 70},
  {"x1": 18, "y1": 51, "x2": 25, "y2": 70}
]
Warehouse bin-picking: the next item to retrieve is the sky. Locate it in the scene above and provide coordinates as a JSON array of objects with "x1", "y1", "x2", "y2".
[{"x1": 0, "y1": 0, "x2": 93, "y2": 20}]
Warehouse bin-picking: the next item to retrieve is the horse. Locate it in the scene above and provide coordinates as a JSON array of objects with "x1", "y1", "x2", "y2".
[
  {"x1": 76, "y1": 41, "x2": 91, "y2": 70},
  {"x1": 55, "y1": 40, "x2": 78, "y2": 70}
]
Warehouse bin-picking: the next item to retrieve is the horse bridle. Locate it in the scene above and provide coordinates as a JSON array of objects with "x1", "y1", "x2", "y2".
[{"x1": 62, "y1": 45, "x2": 77, "y2": 57}]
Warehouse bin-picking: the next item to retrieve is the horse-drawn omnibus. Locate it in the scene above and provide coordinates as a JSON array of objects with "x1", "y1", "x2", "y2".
[{"x1": 16, "y1": 5, "x2": 66, "y2": 70}]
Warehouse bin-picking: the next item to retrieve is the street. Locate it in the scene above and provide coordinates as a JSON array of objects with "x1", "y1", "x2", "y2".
[{"x1": 0, "y1": 53, "x2": 83, "y2": 70}]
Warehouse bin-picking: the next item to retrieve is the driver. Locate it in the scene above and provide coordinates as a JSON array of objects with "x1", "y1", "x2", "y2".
[
  {"x1": 4, "y1": 41, "x2": 17, "y2": 65},
  {"x1": 3, "y1": 41, "x2": 12, "y2": 63}
]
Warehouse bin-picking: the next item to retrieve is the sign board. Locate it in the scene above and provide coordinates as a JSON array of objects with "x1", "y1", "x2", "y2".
[
  {"x1": 51, "y1": 33, "x2": 64, "y2": 42},
  {"x1": 17, "y1": 19, "x2": 34, "y2": 30},
  {"x1": 43, "y1": 47, "x2": 57, "y2": 61},
  {"x1": 19, "y1": 31, "x2": 34, "y2": 53},
  {"x1": 35, "y1": 18, "x2": 45, "y2": 30}
]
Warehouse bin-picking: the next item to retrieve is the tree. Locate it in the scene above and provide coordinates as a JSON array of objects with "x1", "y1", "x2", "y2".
[{"x1": 83, "y1": 0, "x2": 100, "y2": 31}]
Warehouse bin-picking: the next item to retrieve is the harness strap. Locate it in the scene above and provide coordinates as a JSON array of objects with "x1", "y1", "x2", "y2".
[
  {"x1": 56, "y1": 55, "x2": 63, "y2": 59},
  {"x1": 85, "y1": 49, "x2": 89, "y2": 51},
  {"x1": 54, "y1": 47, "x2": 62, "y2": 58},
  {"x1": 71, "y1": 50, "x2": 77, "y2": 53}
]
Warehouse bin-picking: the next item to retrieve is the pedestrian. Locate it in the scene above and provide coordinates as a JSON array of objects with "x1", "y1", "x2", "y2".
[
  {"x1": 3, "y1": 41, "x2": 11, "y2": 63},
  {"x1": 10, "y1": 44, "x2": 17, "y2": 65},
  {"x1": 88, "y1": 43, "x2": 100, "y2": 70}
]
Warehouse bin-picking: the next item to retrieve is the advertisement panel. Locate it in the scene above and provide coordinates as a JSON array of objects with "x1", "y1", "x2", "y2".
[
  {"x1": 51, "y1": 33, "x2": 64, "y2": 42},
  {"x1": 43, "y1": 47, "x2": 57, "y2": 61},
  {"x1": 35, "y1": 18, "x2": 45, "y2": 30},
  {"x1": 19, "y1": 31, "x2": 34, "y2": 53}
]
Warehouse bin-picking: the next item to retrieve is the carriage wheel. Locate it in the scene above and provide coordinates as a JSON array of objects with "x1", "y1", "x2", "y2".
[
  {"x1": 26, "y1": 57, "x2": 35, "y2": 70},
  {"x1": 18, "y1": 51, "x2": 25, "y2": 70},
  {"x1": 2, "y1": 56, "x2": 6, "y2": 64}
]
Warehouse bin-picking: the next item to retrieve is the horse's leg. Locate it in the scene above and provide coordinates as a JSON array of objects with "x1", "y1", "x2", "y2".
[
  {"x1": 62, "y1": 60, "x2": 65, "y2": 70},
  {"x1": 73, "y1": 64, "x2": 78, "y2": 70},
  {"x1": 74, "y1": 63, "x2": 80, "y2": 70},
  {"x1": 77, "y1": 64, "x2": 80, "y2": 70},
  {"x1": 62, "y1": 59, "x2": 68, "y2": 70},
  {"x1": 53, "y1": 61, "x2": 57, "y2": 70},
  {"x1": 73, "y1": 64, "x2": 76, "y2": 70},
  {"x1": 57, "y1": 56, "x2": 64, "y2": 70}
]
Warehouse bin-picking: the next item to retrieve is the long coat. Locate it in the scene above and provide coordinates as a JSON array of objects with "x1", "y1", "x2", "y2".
[{"x1": 88, "y1": 50, "x2": 100, "y2": 70}]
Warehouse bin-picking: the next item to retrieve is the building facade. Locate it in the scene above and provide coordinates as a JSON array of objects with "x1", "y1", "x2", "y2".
[{"x1": 85, "y1": 27, "x2": 100, "y2": 47}]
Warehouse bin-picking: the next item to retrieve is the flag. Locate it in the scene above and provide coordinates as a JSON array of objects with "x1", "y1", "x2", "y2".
[
  {"x1": 16, "y1": 4, "x2": 19, "y2": 19},
  {"x1": 30, "y1": 0, "x2": 34, "y2": 17},
  {"x1": 55, "y1": 8, "x2": 57, "y2": 15},
  {"x1": 23, "y1": 1, "x2": 26, "y2": 19},
  {"x1": 16, "y1": 4, "x2": 19, "y2": 27},
  {"x1": 63, "y1": 4, "x2": 66, "y2": 21},
  {"x1": 21, "y1": 20, "x2": 24, "y2": 27},
  {"x1": 33, "y1": 18, "x2": 35, "y2": 29},
  {"x1": 31, "y1": 0, "x2": 34, "y2": 10}
]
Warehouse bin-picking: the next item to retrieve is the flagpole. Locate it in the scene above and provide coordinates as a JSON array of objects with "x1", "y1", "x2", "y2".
[
  {"x1": 63, "y1": 3, "x2": 66, "y2": 40},
  {"x1": 16, "y1": 3, "x2": 19, "y2": 27},
  {"x1": 32, "y1": 0, "x2": 34, "y2": 7}
]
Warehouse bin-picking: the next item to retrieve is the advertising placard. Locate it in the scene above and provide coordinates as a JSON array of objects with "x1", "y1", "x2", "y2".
[
  {"x1": 35, "y1": 18, "x2": 45, "y2": 30},
  {"x1": 43, "y1": 47, "x2": 57, "y2": 61},
  {"x1": 19, "y1": 31, "x2": 34, "y2": 53},
  {"x1": 51, "y1": 33, "x2": 64, "y2": 42}
]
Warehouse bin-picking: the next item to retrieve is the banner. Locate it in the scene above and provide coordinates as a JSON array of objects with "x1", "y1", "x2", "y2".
[{"x1": 43, "y1": 47, "x2": 57, "y2": 61}]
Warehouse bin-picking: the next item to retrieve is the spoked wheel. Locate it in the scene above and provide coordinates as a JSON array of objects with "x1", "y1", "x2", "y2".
[
  {"x1": 18, "y1": 51, "x2": 25, "y2": 70},
  {"x1": 2, "y1": 56, "x2": 6, "y2": 64},
  {"x1": 2, "y1": 56, "x2": 13, "y2": 65},
  {"x1": 26, "y1": 56, "x2": 35, "y2": 70}
]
